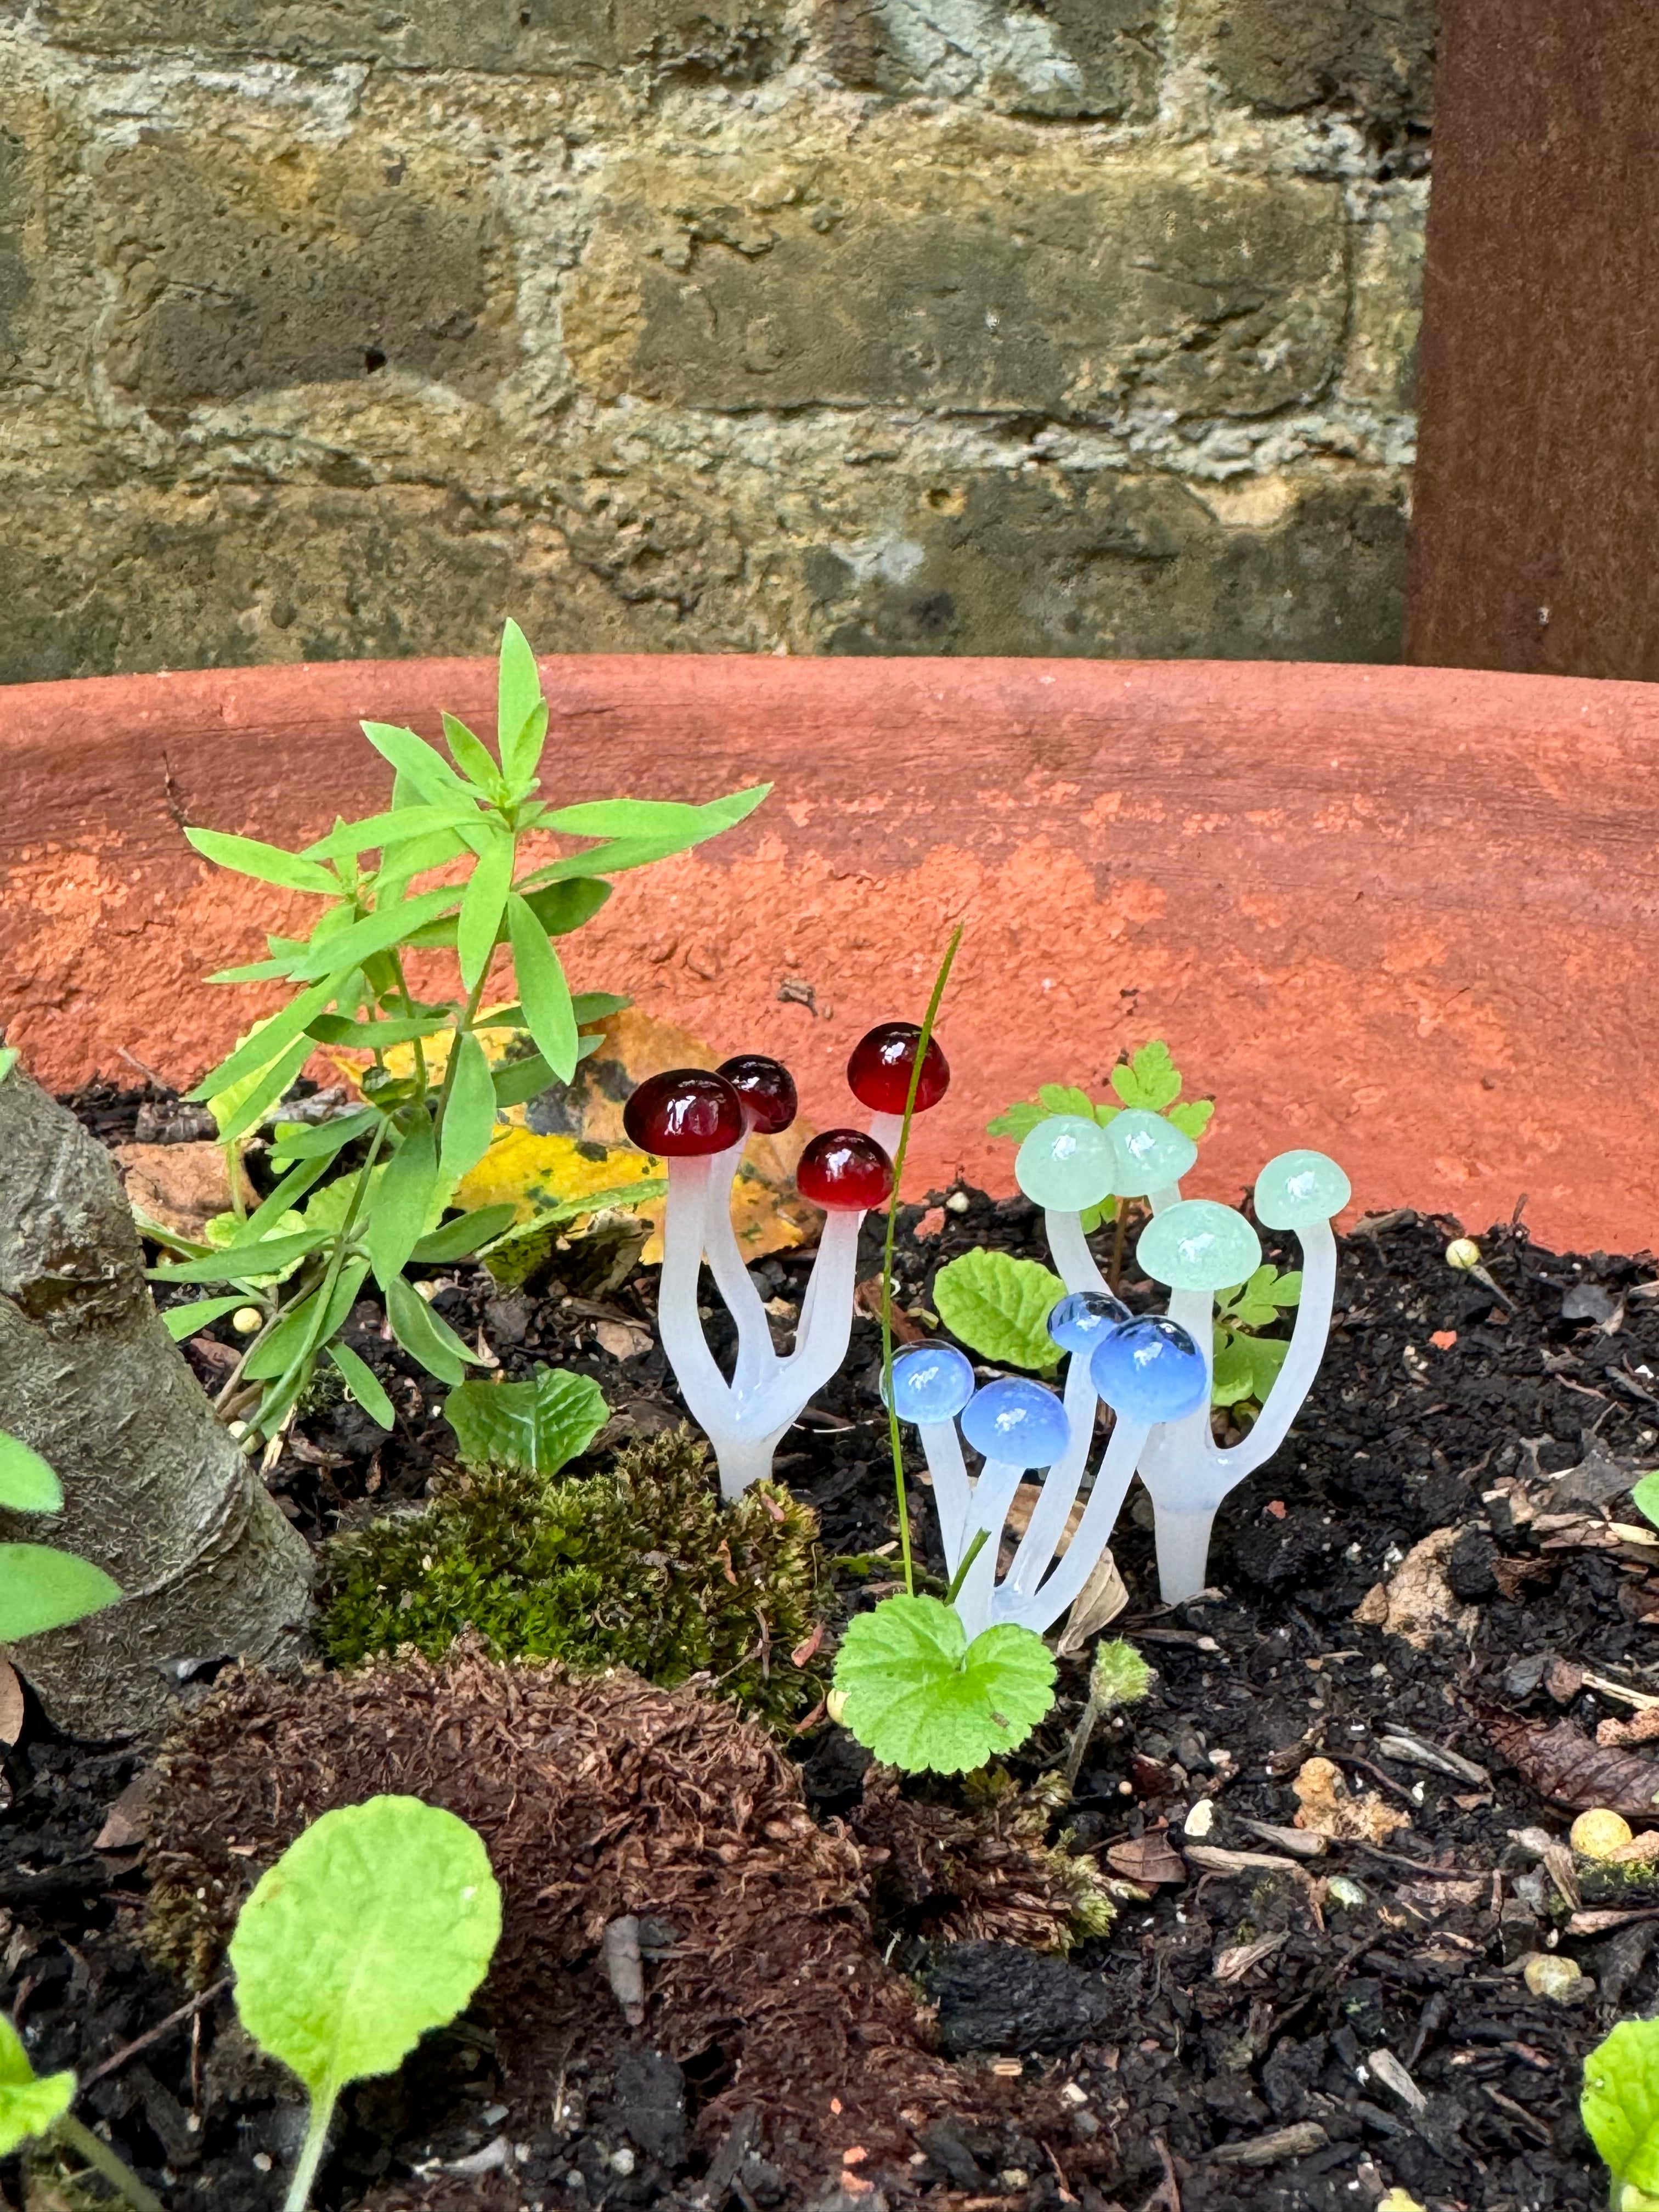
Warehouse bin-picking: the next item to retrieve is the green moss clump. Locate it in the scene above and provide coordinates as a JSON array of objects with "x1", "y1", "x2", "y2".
[{"x1": 318, "y1": 1427, "x2": 826, "y2": 1729}]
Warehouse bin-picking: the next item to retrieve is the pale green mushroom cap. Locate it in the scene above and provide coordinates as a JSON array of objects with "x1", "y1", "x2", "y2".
[
  {"x1": 1255, "y1": 1149, "x2": 1350, "y2": 1231},
  {"x1": 1015, "y1": 1114, "x2": 1115, "y2": 1212},
  {"x1": 1107, "y1": 1109, "x2": 1198, "y2": 1197},
  {"x1": 1137, "y1": 1200, "x2": 1262, "y2": 1292}
]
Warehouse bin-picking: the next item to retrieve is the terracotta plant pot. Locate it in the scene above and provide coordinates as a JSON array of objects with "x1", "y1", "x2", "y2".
[{"x1": 3, "y1": 654, "x2": 1655, "y2": 1256}]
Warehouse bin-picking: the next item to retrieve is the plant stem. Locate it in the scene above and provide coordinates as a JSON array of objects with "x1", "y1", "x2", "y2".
[
  {"x1": 944, "y1": 1526, "x2": 989, "y2": 1607},
  {"x1": 881, "y1": 924, "x2": 964, "y2": 1600},
  {"x1": 1109, "y1": 1207, "x2": 1126, "y2": 1293},
  {"x1": 53, "y1": 2113, "x2": 166, "y2": 2212},
  {"x1": 283, "y1": 2089, "x2": 337, "y2": 2212},
  {"x1": 432, "y1": 969, "x2": 493, "y2": 1151}
]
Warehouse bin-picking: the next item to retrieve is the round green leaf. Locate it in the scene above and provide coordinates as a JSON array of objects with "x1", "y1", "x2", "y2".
[
  {"x1": 1585, "y1": 2017, "x2": 1659, "y2": 2196},
  {"x1": 0, "y1": 2016, "x2": 74, "y2": 2155},
  {"x1": 932, "y1": 1249, "x2": 1066, "y2": 1372},
  {"x1": 0, "y1": 1545, "x2": 121, "y2": 1643},
  {"x1": 833, "y1": 1594, "x2": 1056, "y2": 1775},
  {"x1": 0, "y1": 1432, "x2": 61, "y2": 1515},
  {"x1": 230, "y1": 1796, "x2": 502, "y2": 2100}
]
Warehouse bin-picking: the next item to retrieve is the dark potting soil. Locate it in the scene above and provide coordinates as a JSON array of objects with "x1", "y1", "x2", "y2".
[{"x1": 8, "y1": 1083, "x2": 1659, "y2": 2212}]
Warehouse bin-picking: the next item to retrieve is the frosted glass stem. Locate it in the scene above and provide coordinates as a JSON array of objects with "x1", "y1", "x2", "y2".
[
  {"x1": 996, "y1": 1417, "x2": 1150, "y2": 1633},
  {"x1": 1003, "y1": 1353, "x2": 1096, "y2": 1598},
  {"x1": 919, "y1": 1420, "x2": 974, "y2": 1576},
  {"x1": 953, "y1": 1459, "x2": 1023, "y2": 1638},
  {"x1": 700, "y1": 1135, "x2": 775, "y2": 1401},
  {"x1": 1214, "y1": 1220, "x2": 1336, "y2": 1482},
  {"x1": 655, "y1": 1160, "x2": 735, "y2": 1439},
  {"x1": 758, "y1": 1209, "x2": 865, "y2": 1423},
  {"x1": 1155, "y1": 1505, "x2": 1219, "y2": 1606},
  {"x1": 1045, "y1": 1209, "x2": 1106, "y2": 1294},
  {"x1": 866, "y1": 1110, "x2": 904, "y2": 1156}
]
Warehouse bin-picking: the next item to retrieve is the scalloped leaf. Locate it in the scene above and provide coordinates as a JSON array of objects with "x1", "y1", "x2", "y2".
[
  {"x1": 1585, "y1": 2017, "x2": 1659, "y2": 2196},
  {"x1": 833, "y1": 1595, "x2": 1055, "y2": 1774},
  {"x1": 933, "y1": 1249, "x2": 1065, "y2": 1372}
]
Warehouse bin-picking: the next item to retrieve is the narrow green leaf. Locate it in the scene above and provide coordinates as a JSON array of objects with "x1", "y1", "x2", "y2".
[
  {"x1": 190, "y1": 974, "x2": 346, "y2": 1103},
  {"x1": 506, "y1": 895, "x2": 578, "y2": 1081},
  {"x1": 456, "y1": 828, "x2": 515, "y2": 994},
  {"x1": 367, "y1": 1116, "x2": 440, "y2": 1293},
  {"x1": 161, "y1": 1295, "x2": 250, "y2": 1342},
  {"x1": 439, "y1": 1034, "x2": 498, "y2": 1187},
  {"x1": 385, "y1": 1276, "x2": 475, "y2": 1385},
  {"x1": 307, "y1": 1012, "x2": 455, "y2": 1050},
  {"x1": 213, "y1": 1035, "x2": 313, "y2": 1146},
  {"x1": 544, "y1": 789, "x2": 768, "y2": 842},
  {"x1": 0, "y1": 1048, "x2": 17, "y2": 1087},
  {"x1": 0, "y1": 1544, "x2": 122, "y2": 1642},
  {"x1": 0, "y1": 1432, "x2": 61, "y2": 1514},
  {"x1": 572, "y1": 992, "x2": 629, "y2": 1026},
  {"x1": 244, "y1": 1260, "x2": 370, "y2": 1381},
  {"x1": 410, "y1": 1204, "x2": 518, "y2": 1263},
  {"x1": 285, "y1": 888, "x2": 458, "y2": 983},
  {"x1": 209, "y1": 956, "x2": 300, "y2": 985},
  {"x1": 229, "y1": 1796, "x2": 501, "y2": 2097},
  {"x1": 0, "y1": 2015, "x2": 76, "y2": 2155},
  {"x1": 148, "y1": 1232, "x2": 326, "y2": 1284},
  {"x1": 360, "y1": 722, "x2": 471, "y2": 807},
  {"x1": 489, "y1": 1052, "x2": 554, "y2": 1107},
  {"x1": 443, "y1": 1365, "x2": 608, "y2": 1475},
  {"x1": 442, "y1": 711, "x2": 508, "y2": 800},
  {"x1": 304, "y1": 803, "x2": 480, "y2": 863},
  {"x1": 240, "y1": 1155, "x2": 335, "y2": 1243},
  {"x1": 185, "y1": 828, "x2": 340, "y2": 898},
  {"x1": 269, "y1": 1109, "x2": 383, "y2": 1165},
  {"x1": 933, "y1": 1248, "x2": 1066, "y2": 1372},
  {"x1": 497, "y1": 619, "x2": 545, "y2": 788},
  {"x1": 327, "y1": 1343, "x2": 396, "y2": 1430},
  {"x1": 517, "y1": 879, "x2": 612, "y2": 939}
]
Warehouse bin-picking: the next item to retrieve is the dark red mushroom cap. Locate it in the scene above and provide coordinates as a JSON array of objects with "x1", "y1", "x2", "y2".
[
  {"x1": 797, "y1": 1128, "x2": 895, "y2": 1213},
  {"x1": 847, "y1": 1022, "x2": 950, "y2": 1116},
  {"x1": 623, "y1": 1069, "x2": 745, "y2": 1158},
  {"x1": 716, "y1": 1054, "x2": 798, "y2": 1135}
]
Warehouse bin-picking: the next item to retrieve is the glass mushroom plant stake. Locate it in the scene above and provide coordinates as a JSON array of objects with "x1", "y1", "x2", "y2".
[{"x1": 624, "y1": 1024, "x2": 950, "y2": 1500}]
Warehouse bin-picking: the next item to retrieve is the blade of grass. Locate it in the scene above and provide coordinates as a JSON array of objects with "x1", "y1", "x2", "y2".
[{"x1": 882, "y1": 922, "x2": 963, "y2": 1599}]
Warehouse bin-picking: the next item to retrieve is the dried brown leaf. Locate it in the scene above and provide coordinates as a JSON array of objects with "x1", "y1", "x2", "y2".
[{"x1": 1478, "y1": 1706, "x2": 1659, "y2": 1815}]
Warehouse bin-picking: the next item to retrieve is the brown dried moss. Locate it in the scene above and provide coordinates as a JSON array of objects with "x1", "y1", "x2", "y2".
[{"x1": 144, "y1": 1646, "x2": 961, "y2": 2174}]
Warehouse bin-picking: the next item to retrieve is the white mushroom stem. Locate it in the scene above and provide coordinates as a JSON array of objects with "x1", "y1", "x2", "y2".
[
  {"x1": 999, "y1": 1350, "x2": 1097, "y2": 1597},
  {"x1": 918, "y1": 1419, "x2": 974, "y2": 1577},
  {"x1": 655, "y1": 1156, "x2": 737, "y2": 1439},
  {"x1": 769, "y1": 1207, "x2": 866, "y2": 1411},
  {"x1": 952, "y1": 1459, "x2": 1025, "y2": 1638},
  {"x1": 1136, "y1": 1218, "x2": 1338, "y2": 1601},
  {"x1": 1044, "y1": 1181, "x2": 1183, "y2": 1294},
  {"x1": 995, "y1": 1413, "x2": 1152, "y2": 1634},
  {"x1": 699, "y1": 1129, "x2": 775, "y2": 1400}
]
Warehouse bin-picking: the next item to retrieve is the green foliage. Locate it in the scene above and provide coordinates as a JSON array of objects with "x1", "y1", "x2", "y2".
[
  {"x1": 1211, "y1": 1264, "x2": 1301, "y2": 1410},
  {"x1": 1088, "y1": 1637, "x2": 1153, "y2": 1712},
  {"x1": 0, "y1": 1430, "x2": 121, "y2": 1644},
  {"x1": 985, "y1": 1042, "x2": 1214, "y2": 1231},
  {"x1": 1584, "y1": 2017, "x2": 1659, "y2": 2204},
  {"x1": 158, "y1": 620, "x2": 769, "y2": 1445},
  {"x1": 0, "y1": 2015, "x2": 74, "y2": 2155},
  {"x1": 0, "y1": 1047, "x2": 17, "y2": 1087},
  {"x1": 320, "y1": 1427, "x2": 826, "y2": 1731},
  {"x1": 230, "y1": 1796, "x2": 501, "y2": 2212},
  {"x1": 1633, "y1": 1474, "x2": 1659, "y2": 1535},
  {"x1": 833, "y1": 1594, "x2": 1056, "y2": 1774},
  {"x1": 443, "y1": 1367, "x2": 608, "y2": 1475},
  {"x1": 933, "y1": 1249, "x2": 1066, "y2": 1372}
]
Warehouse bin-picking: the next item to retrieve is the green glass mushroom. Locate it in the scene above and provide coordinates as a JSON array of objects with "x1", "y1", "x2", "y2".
[
  {"x1": 1137, "y1": 1199, "x2": 1262, "y2": 1293},
  {"x1": 1014, "y1": 1114, "x2": 1115, "y2": 1212},
  {"x1": 1254, "y1": 1149, "x2": 1351, "y2": 1231},
  {"x1": 1106, "y1": 1109, "x2": 1198, "y2": 1198}
]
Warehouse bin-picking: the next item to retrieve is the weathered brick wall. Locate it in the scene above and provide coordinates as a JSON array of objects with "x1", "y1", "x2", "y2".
[{"x1": 0, "y1": 0, "x2": 1431, "y2": 680}]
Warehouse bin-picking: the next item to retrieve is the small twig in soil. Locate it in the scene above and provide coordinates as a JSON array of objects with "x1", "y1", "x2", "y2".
[
  {"x1": 1135, "y1": 2135, "x2": 1181, "y2": 2212},
  {"x1": 81, "y1": 1978, "x2": 231, "y2": 2087}
]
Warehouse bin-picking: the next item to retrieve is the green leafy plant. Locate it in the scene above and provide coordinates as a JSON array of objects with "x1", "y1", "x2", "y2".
[
  {"x1": 1584, "y1": 2016, "x2": 1659, "y2": 2209},
  {"x1": 149, "y1": 620, "x2": 767, "y2": 1446},
  {"x1": 321, "y1": 1425, "x2": 826, "y2": 1729},
  {"x1": 932, "y1": 1248, "x2": 1066, "y2": 1373},
  {"x1": 230, "y1": 1795, "x2": 501, "y2": 2212},
  {"x1": 442, "y1": 1365, "x2": 609, "y2": 1475},
  {"x1": 833, "y1": 1594, "x2": 1056, "y2": 1774},
  {"x1": 1211, "y1": 1263, "x2": 1302, "y2": 1410},
  {"x1": 1063, "y1": 1635, "x2": 1153, "y2": 1786},
  {"x1": 0, "y1": 1431, "x2": 122, "y2": 1645},
  {"x1": 988, "y1": 1041, "x2": 1214, "y2": 1233},
  {"x1": 0, "y1": 2012, "x2": 163, "y2": 2212},
  {"x1": 1633, "y1": 1474, "x2": 1659, "y2": 1535}
]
